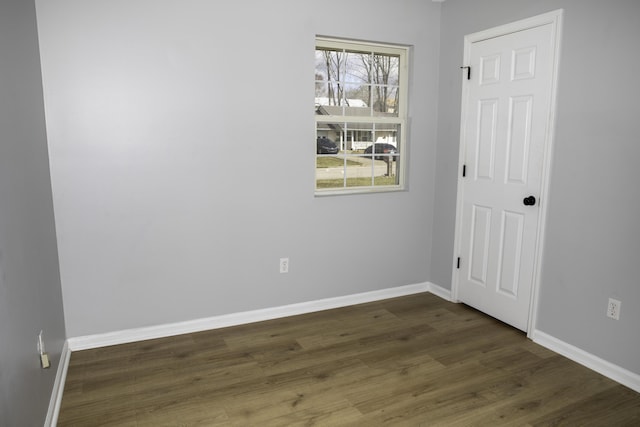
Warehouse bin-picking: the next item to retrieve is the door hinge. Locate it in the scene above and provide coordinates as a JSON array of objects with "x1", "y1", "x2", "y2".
[
  {"x1": 457, "y1": 257, "x2": 461, "y2": 269},
  {"x1": 460, "y1": 66, "x2": 471, "y2": 80},
  {"x1": 462, "y1": 164, "x2": 466, "y2": 177}
]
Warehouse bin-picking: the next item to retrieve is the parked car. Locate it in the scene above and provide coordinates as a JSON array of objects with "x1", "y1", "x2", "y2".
[
  {"x1": 363, "y1": 143, "x2": 398, "y2": 161},
  {"x1": 317, "y1": 136, "x2": 339, "y2": 154}
]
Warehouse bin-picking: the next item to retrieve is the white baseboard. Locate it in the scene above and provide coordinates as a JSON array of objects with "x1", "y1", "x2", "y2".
[
  {"x1": 532, "y1": 330, "x2": 640, "y2": 393},
  {"x1": 68, "y1": 283, "x2": 431, "y2": 351},
  {"x1": 44, "y1": 340, "x2": 71, "y2": 427},
  {"x1": 427, "y1": 282, "x2": 452, "y2": 301}
]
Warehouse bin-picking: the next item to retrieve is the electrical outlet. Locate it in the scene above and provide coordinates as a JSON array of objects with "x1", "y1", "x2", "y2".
[
  {"x1": 606, "y1": 298, "x2": 621, "y2": 320},
  {"x1": 280, "y1": 257, "x2": 289, "y2": 274},
  {"x1": 40, "y1": 353, "x2": 50, "y2": 369}
]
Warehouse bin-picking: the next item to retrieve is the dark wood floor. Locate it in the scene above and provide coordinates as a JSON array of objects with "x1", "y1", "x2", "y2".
[{"x1": 58, "y1": 293, "x2": 640, "y2": 426}]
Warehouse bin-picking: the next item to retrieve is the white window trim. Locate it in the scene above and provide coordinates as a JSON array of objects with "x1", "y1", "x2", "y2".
[{"x1": 315, "y1": 37, "x2": 409, "y2": 196}]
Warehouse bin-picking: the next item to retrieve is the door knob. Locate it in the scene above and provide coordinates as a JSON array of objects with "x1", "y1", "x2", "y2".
[{"x1": 523, "y1": 196, "x2": 536, "y2": 206}]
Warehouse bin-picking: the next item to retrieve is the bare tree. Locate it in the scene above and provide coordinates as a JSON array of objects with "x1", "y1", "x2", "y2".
[
  {"x1": 358, "y1": 53, "x2": 399, "y2": 113},
  {"x1": 317, "y1": 48, "x2": 399, "y2": 111},
  {"x1": 322, "y1": 50, "x2": 347, "y2": 106},
  {"x1": 315, "y1": 73, "x2": 324, "y2": 98}
]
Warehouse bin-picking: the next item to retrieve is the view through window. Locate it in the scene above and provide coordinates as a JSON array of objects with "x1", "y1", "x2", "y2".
[{"x1": 315, "y1": 38, "x2": 408, "y2": 194}]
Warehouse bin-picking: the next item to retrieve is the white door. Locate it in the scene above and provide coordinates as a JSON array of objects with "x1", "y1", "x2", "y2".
[{"x1": 453, "y1": 13, "x2": 562, "y2": 332}]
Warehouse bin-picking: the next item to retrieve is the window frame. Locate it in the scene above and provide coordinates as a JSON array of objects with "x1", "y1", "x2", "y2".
[{"x1": 314, "y1": 37, "x2": 409, "y2": 196}]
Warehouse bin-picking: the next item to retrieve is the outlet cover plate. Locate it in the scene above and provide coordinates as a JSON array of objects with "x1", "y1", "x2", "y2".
[
  {"x1": 607, "y1": 298, "x2": 621, "y2": 320},
  {"x1": 280, "y1": 257, "x2": 289, "y2": 274}
]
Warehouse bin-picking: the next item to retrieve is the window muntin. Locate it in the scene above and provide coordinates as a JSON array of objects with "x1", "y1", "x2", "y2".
[
  {"x1": 316, "y1": 121, "x2": 400, "y2": 189},
  {"x1": 315, "y1": 38, "x2": 407, "y2": 194}
]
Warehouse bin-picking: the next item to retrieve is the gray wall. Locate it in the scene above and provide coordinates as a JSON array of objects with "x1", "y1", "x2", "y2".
[
  {"x1": 27, "y1": 0, "x2": 639, "y2": 406},
  {"x1": 0, "y1": 0, "x2": 66, "y2": 425},
  {"x1": 35, "y1": 0, "x2": 441, "y2": 337},
  {"x1": 433, "y1": 0, "x2": 640, "y2": 374}
]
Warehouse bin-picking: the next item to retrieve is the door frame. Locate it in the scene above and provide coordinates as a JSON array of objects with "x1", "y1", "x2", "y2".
[{"x1": 451, "y1": 10, "x2": 563, "y2": 337}]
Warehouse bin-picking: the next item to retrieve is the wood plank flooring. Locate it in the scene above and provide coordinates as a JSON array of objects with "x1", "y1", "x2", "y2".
[{"x1": 58, "y1": 293, "x2": 640, "y2": 426}]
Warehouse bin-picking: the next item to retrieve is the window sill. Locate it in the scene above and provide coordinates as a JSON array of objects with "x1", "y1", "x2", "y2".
[{"x1": 314, "y1": 185, "x2": 406, "y2": 197}]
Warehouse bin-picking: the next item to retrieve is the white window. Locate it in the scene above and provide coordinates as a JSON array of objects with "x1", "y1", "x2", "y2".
[{"x1": 315, "y1": 37, "x2": 408, "y2": 194}]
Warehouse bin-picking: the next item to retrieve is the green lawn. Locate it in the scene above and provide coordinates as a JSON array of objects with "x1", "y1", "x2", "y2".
[{"x1": 316, "y1": 157, "x2": 361, "y2": 168}]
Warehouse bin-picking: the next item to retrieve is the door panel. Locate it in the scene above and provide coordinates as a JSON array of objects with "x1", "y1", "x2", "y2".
[
  {"x1": 456, "y1": 23, "x2": 555, "y2": 331},
  {"x1": 470, "y1": 205, "x2": 492, "y2": 285},
  {"x1": 497, "y1": 210, "x2": 524, "y2": 298},
  {"x1": 476, "y1": 99, "x2": 498, "y2": 180},
  {"x1": 506, "y1": 96, "x2": 532, "y2": 183}
]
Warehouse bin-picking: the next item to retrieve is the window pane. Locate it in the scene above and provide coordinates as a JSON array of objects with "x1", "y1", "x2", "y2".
[
  {"x1": 315, "y1": 50, "x2": 328, "y2": 81},
  {"x1": 345, "y1": 51, "x2": 371, "y2": 84},
  {"x1": 373, "y1": 85, "x2": 399, "y2": 116},
  {"x1": 369, "y1": 52, "x2": 400, "y2": 116},
  {"x1": 360, "y1": 124, "x2": 400, "y2": 187},
  {"x1": 373, "y1": 53, "x2": 400, "y2": 86},
  {"x1": 316, "y1": 123, "x2": 400, "y2": 190},
  {"x1": 344, "y1": 83, "x2": 370, "y2": 111},
  {"x1": 317, "y1": 122, "x2": 376, "y2": 152},
  {"x1": 316, "y1": 48, "x2": 401, "y2": 117},
  {"x1": 314, "y1": 48, "x2": 348, "y2": 108}
]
